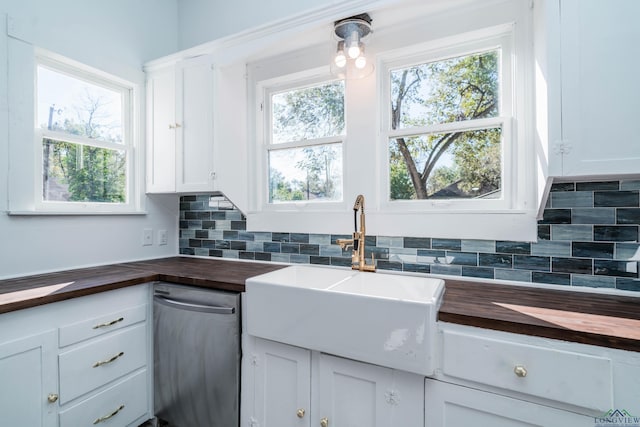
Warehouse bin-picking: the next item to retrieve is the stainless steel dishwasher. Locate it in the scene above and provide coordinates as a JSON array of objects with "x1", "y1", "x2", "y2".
[{"x1": 153, "y1": 282, "x2": 241, "y2": 427}]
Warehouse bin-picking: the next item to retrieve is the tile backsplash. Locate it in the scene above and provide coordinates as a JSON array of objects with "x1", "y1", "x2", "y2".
[{"x1": 179, "y1": 180, "x2": 640, "y2": 292}]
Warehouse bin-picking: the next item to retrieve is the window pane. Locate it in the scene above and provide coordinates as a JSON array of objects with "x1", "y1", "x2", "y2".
[
  {"x1": 37, "y1": 65, "x2": 124, "y2": 144},
  {"x1": 42, "y1": 139, "x2": 126, "y2": 203},
  {"x1": 272, "y1": 81, "x2": 345, "y2": 144},
  {"x1": 269, "y1": 144, "x2": 342, "y2": 202},
  {"x1": 388, "y1": 127, "x2": 501, "y2": 200},
  {"x1": 390, "y1": 50, "x2": 499, "y2": 130}
]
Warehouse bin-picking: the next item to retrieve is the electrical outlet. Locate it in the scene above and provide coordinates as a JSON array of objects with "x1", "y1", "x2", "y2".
[
  {"x1": 143, "y1": 228, "x2": 153, "y2": 246},
  {"x1": 158, "y1": 229, "x2": 168, "y2": 246}
]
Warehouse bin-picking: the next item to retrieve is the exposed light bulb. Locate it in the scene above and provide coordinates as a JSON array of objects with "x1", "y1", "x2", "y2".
[
  {"x1": 354, "y1": 55, "x2": 367, "y2": 69},
  {"x1": 334, "y1": 52, "x2": 347, "y2": 68},
  {"x1": 347, "y1": 30, "x2": 361, "y2": 59}
]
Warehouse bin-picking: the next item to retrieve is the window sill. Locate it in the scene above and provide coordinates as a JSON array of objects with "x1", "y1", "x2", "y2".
[
  {"x1": 247, "y1": 209, "x2": 539, "y2": 241},
  {"x1": 7, "y1": 210, "x2": 147, "y2": 216}
]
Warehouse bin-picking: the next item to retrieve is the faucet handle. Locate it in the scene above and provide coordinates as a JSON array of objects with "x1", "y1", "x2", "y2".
[{"x1": 336, "y1": 239, "x2": 354, "y2": 250}]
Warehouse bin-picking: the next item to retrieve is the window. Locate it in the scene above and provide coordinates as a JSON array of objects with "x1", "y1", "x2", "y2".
[
  {"x1": 248, "y1": 5, "x2": 535, "y2": 240},
  {"x1": 263, "y1": 78, "x2": 344, "y2": 204},
  {"x1": 34, "y1": 53, "x2": 136, "y2": 211},
  {"x1": 381, "y1": 32, "x2": 514, "y2": 210}
]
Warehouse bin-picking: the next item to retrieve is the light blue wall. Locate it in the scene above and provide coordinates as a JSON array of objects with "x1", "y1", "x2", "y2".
[
  {"x1": 176, "y1": 0, "x2": 355, "y2": 49},
  {"x1": 0, "y1": 0, "x2": 181, "y2": 278}
]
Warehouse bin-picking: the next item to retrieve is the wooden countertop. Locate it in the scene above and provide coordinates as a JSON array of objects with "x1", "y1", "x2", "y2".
[
  {"x1": 439, "y1": 279, "x2": 640, "y2": 352},
  {"x1": 0, "y1": 257, "x2": 284, "y2": 315},
  {"x1": 1, "y1": 256, "x2": 639, "y2": 352}
]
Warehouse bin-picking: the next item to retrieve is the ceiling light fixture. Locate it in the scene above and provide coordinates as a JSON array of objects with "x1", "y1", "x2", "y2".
[{"x1": 331, "y1": 13, "x2": 373, "y2": 79}]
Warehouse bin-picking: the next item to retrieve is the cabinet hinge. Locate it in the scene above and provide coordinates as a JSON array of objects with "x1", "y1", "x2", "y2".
[{"x1": 554, "y1": 140, "x2": 572, "y2": 155}]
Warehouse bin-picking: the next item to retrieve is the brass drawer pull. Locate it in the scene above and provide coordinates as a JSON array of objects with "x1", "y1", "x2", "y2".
[
  {"x1": 320, "y1": 417, "x2": 329, "y2": 427},
  {"x1": 47, "y1": 393, "x2": 59, "y2": 403},
  {"x1": 514, "y1": 365, "x2": 528, "y2": 377},
  {"x1": 93, "y1": 404, "x2": 125, "y2": 424},
  {"x1": 297, "y1": 408, "x2": 305, "y2": 418},
  {"x1": 92, "y1": 317, "x2": 124, "y2": 329},
  {"x1": 93, "y1": 351, "x2": 124, "y2": 368}
]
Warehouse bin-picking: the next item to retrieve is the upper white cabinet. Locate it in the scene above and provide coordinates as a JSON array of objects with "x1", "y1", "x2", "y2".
[
  {"x1": 146, "y1": 55, "x2": 216, "y2": 193},
  {"x1": 543, "y1": 0, "x2": 640, "y2": 177}
]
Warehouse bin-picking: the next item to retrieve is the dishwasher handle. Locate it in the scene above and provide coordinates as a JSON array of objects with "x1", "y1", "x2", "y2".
[{"x1": 154, "y1": 294, "x2": 236, "y2": 315}]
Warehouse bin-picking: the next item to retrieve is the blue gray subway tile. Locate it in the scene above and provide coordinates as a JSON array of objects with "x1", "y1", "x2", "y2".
[{"x1": 179, "y1": 183, "x2": 640, "y2": 292}]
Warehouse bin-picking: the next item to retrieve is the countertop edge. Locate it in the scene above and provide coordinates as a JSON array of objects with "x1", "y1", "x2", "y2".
[
  {"x1": 438, "y1": 311, "x2": 640, "y2": 353},
  {"x1": 1, "y1": 257, "x2": 639, "y2": 353}
]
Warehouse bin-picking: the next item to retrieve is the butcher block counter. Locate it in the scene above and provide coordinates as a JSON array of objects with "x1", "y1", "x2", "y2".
[{"x1": 1, "y1": 256, "x2": 639, "y2": 352}]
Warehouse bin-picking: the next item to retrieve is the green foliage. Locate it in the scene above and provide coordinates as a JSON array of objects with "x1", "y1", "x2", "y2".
[
  {"x1": 389, "y1": 50, "x2": 502, "y2": 200},
  {"x1": 272, "y1": 81, "x2": 345, "y2": 143},
  {"x1": 269, "y1": 81, "x2": 344, "y2": 201},
  {"x1": 389, "y1": 160, "x2": 415, "y2": 200},
  {"x1": 43, "y1": 95, "x2": 126, "y2": 203},
  {"x1": 269, "y1": 169, "x2": 305, "y2": 201},
  {"x1": 46, "y1": 140, "x2": 125, "y2": 202}
]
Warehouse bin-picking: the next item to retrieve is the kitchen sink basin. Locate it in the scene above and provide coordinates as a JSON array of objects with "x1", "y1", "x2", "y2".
[{"x1": 245, "y1": 265, "x2": 444, "y2": 375}]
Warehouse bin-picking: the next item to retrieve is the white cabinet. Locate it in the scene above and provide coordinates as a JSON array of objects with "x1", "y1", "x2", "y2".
[
  {"x1": 0, "y1": 330, "x2": 58, "y2": 427},
  {"x1": 317, "y1": 353, "x2": 424, "y2": 427},
  {"x1": 245, "y1": 338, "x2": 424, "y2": 427},
  {"x1": 440, "y1": 326, "x2": 612, "y2": 414},
  {"x1": 434, "y1": 323, "x2": 640, "y2": 423},
  {"x1": 543, "y1": 0, "x2": 640, "y2": 177},
  {"x1": 146, "y1": 55, "x2": 216, "y2": 193},
  {"x1": 425, "y1": 379, "x2": 592, "y2": 427},
  {"x1": 251, "y1": 338, "x2": 311, "y2": 427},
  {"x1": 0, "y1": 285, "x2": 152, "y2": 427}
]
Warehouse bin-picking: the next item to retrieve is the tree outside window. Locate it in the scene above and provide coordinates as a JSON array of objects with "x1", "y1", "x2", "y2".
[
  {"x1": 267, "y1": 80, "x2": 344, "y2": 203},
  {"x1": 37, "y1": 62, "x2": 129, "y2": 204},
  {"x1": 388, "y1": 49, "x2": 503, "y2": 200}
]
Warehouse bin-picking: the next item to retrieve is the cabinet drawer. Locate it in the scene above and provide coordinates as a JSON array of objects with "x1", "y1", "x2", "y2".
[
  {"x1": 441, "y1": 329, "x2": 613, "y2": 412},
  {"x1": 59, "y1": 369, "x2": 148, "y2": 427},
  {"x1": 59, "y1": 324, "x2": 147, "y2": 403},
  {"x1": 59, "y1": 304, "x2": 147, "y2": 347}
]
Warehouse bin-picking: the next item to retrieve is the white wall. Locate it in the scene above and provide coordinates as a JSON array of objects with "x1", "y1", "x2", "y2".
[
  {"x1": 177, "y1": 0, "x2": 358, "y2": 50},
  {"x1": 202, "y1": 0, "x2": 539, "y2": 241},
  {"x1": 0, "y1": 0, "x2": 181, "y2": 279}
]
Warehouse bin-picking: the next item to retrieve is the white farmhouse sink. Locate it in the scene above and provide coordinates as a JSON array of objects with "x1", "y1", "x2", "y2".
[{"x1": 245, "y1": 265, "x2": 444, "y2": 375}]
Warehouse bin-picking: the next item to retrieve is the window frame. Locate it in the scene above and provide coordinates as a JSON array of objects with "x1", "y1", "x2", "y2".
[
  {"x1": 378, "y1": 26, "x2": 517, "y2": 212},
  {"x1": 32, "y1": 50, "x2": 139, "y2": 214},
  {"x1": 256, "y1": 67, "x2": 347, "y2": 211}
]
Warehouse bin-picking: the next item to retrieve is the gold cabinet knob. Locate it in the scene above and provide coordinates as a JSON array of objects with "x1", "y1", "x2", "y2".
[
  {"x1": 47, "y1": 393, "x2": 59, "y2": 403},
  {"x1": 320, "y1": 417, "x2": 329, "y2": 427},
  {"x1": 296, "y1": 408, "x2": 305, "y2": 418},
  {"x1": 514, "y1": 365, "x2": 527, "y2": 377}
]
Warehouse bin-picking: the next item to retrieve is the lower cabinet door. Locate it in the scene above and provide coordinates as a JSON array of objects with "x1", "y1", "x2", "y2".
[
  {"x1": 247, "y1": 339, "x2": 424, "y2": 427},
  {"x1": 425, "y1": 379, "x2": 593, "y2": 427},
  {"x1": 0, "y1": 330, "x2": 57, "y2": 427},
  {"x1": 253, "y1": 338, "x2": 311, "y2": 427},
  {"x1": 58, "y1": 370, "x2": 148, "y2": 427},
  {"x1": 318, "y1": 353, "x2": 424, "y2": 427}
]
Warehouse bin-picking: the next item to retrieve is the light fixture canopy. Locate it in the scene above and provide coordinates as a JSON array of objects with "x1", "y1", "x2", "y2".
[{"x1": 331, "y1": 13, "x2": 373, "y2": 79}]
